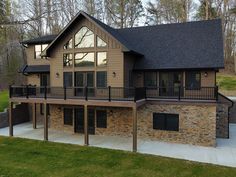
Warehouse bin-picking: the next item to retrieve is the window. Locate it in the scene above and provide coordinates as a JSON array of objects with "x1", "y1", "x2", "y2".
[
  {"x1": 97, "y1": 71, "x2": 107, "y2": 88},
  {"x1": 63, "y1": 53, "x2": 73, "y2": 67},
  {"x1": 144, "y1": 72, "x2": 157, "y2": 87},
  {"x1": 64, "y1": 108, "x2": 73, "y2": 125},
  {"x1": 74, "y1": 52, "x2": 94, "y2": 67},
  {"x1": 63, "y1": 72, "x2": 72, "y2": 87},
  {"x1": 153, "y1": 113, "x2": 179, "y2": 131},
  {"x1": 185, "y1": 71, "x2": 201, "y2": 90},
  {"x1": 34, "y1": 44, "x2": 48, "y2": 59},
  {"x1": 97, "y1": 36, "x2": 107, "y2": 47},
  {"x1": 64, "y1": 38, "x2": 73, "y2": 49},
  {"x1": 97, "y1": 52, "x2": 107, "y2": 66},
  {"x1": 96, "y1": 110, "x2": 107, "y2": 128},
  {"x1": 75, "y1": 27, "x2": 94, "y2": 48}
]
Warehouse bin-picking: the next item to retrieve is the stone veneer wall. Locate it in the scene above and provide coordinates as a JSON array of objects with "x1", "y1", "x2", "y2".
[
  {"x1": 96, "y1": 108, "x2": 133, "y2": 137},
  {"x1": 48, "y1": 102, "x2": 217, "y2": 147},
  {"x1": 216, "y1": 103, "x2": 229, "y2": 138},
  {"x1": 50, "y1": 105, "x2": 74, "y2": 132},
  {"x1": 137, "y1": 102, "x2": 216, "y2": 147}
]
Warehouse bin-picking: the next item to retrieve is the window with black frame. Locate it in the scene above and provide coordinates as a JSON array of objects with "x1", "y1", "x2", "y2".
[
  {"x1": 144, "y1": 72, "x2": 157, "y2": 87},
  {"x1": 63, "y1": 72, "x2": 72, "y2": 87},
  {"x1": 63, "y1": 53, "x2": 73, "y2": 67},
  {"x1": 153, "y1": 113, "x2": 179, "y2": 131},
  {"x1": 96, "y1": 71, "x2": 107, "y2": 88},
  {"x1": 64, "y1": 108, "x2": 73, "y2": 125},
  {"x1": 185, "y1": 71, "x2": 201, "y2": 90},
  {"x1": 96, "y1": 110, "x2": 107, "y2": 128}
]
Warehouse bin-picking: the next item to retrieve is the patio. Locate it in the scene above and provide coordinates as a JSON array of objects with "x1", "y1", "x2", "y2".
[{"x1": 1, "y1": 122, "x2": 236, "y2": 167}]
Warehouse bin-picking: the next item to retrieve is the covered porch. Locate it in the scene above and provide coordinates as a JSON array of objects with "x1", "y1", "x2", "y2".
[{"x1": 1, "y1": 122, "x2": 236, "y2": 167}]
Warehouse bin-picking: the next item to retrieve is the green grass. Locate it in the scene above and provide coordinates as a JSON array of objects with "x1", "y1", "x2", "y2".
[
  {"x1": 0, "y1": 137, "x2": 236, "y2": 177},
  {"x1": 0, "y1": 90, "x2": 9, "y2": 112},
  {"x1": 217, "y1": 73, "x2": 236, "y2": 91}
]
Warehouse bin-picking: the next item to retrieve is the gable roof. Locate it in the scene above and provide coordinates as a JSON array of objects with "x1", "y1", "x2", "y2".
[
  {"x1": 117, "y1": 19, "x2": 224, "y2": 70},
  {"x1": 26, "y1": 11, "x2": 224, "y2": 70},
  {"x1": 22, "y1": 35, "x2": 57, "y2": 45}
]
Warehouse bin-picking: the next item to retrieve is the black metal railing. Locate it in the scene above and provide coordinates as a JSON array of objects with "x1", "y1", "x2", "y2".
[{"x1": 9, "y1": 85, "x2": 218, "y2": 102}]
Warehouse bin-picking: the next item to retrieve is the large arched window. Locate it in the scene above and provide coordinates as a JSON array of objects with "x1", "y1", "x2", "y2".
[{"x1": 75, "y1": 27, "x2": 94, "y2": 48}]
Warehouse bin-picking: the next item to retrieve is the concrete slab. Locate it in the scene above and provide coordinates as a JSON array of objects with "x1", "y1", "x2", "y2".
[{"x1": 1, "y1": 123, "x2": 236, "y2": 167}]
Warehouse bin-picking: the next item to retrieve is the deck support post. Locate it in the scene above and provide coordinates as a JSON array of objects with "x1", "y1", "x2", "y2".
[
  {"x1": 84, "y1": 105, "x2": 89, "y2": 145},
  {"x1": 44, "y1": 103, "x2": 48, "y2": 141},
  {"x1": 9, "y1": 102, "x2": 13, "y2": 136},
  {"x1": 32, "y1": 103, "x2": 36, "y2": 129},
  {"x1": 132, "y1": 106, "x2": 137, "y2": 152}
]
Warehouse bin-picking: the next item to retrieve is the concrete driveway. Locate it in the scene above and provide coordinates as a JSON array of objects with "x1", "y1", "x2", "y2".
[{"x1": 1, "y1": 123, "x2": 236, "y2": 167}]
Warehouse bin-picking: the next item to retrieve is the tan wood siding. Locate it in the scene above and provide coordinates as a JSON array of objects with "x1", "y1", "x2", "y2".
[
  {"x1": 27, "y1": 74, "x2": 40, "y2": 86},
  {"x1": 26, "y1": 45, "x2": 50, "y2": 66}
]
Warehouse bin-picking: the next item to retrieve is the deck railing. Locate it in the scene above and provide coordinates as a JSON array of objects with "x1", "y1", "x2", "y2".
[{"x1": 9, "y1": 85, "x2": 218, "y2": 102}]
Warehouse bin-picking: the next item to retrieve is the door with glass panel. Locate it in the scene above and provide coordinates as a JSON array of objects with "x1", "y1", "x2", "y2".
[
  {"x1": 159, "y1": 72, "x2": 183, "y2": 97},
  {"x1": 75, "y1": 72, "x2": 94, "y2": 97}
]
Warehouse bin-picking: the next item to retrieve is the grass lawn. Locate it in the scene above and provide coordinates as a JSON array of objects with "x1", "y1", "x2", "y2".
[
  {"x1": 217, "y1": 73, "x2": 236, "y2": 96},
  {"x1": 0, "y1": 90, "x2": 9, "y2": 112},
  {"x1": 0, "y1": 137, "x2": 236, "y2": 177}
]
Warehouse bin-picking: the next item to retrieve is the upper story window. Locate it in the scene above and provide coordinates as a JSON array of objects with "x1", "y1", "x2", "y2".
[
  {"x1": 63, "y1": 53, "x2": 73, "y2": 67},
  {"x1": 144, "y1": 72, "x2": 157, "y2": 88},
  {"x1": 64, "y1": 38, "x2": 73, "y2": 49},
  {"x1": 35, "y1": 44, "x2": 48, "y2": 59},
  {"x1": 75, "y1": 27, "x2": 94, "y2": 48},
  {"x1": 74, "y1": 52, "x2": 95, "y2": 67},
  {"x1": 97, "y1": 52, "x2": 107, "y2": 66},
  {"x1": 97, "y1": 36, "x2": 107, "y2": 47},
  {"x1": 185, "y1": 71, "x2": 201, "y2": 90}
]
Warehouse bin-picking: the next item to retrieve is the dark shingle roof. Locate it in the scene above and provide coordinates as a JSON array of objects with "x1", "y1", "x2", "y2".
[
  {"x1": 22, "y1": 35, "x2": 57, "y2": 44},
  {"x1": 19, "y1": 65, "x2": 50, "y2": 74},
  {"x1": 116, "y1": 19, "x2": 224, "y2": 70},
  {"x1": 25, "y1": 11, "x2": 224, "y2": 70}
]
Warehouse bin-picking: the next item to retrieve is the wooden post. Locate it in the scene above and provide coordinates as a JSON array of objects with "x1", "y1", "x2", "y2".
[
  {"x1": 132, "y1": 106, "x2": 137, "y2": 152},
  {"x1": 32, "y1": 103, "x2": 36, "y2": 129},
  {"x1": 9, "y1": 102, "x2": 13, "y2": 136},
  {"x1": 44, "y1": 103, "x2": 48, "y2": 141},
  {"x1": 84, "y1": 105, "x2": 89, "y2": 145}
]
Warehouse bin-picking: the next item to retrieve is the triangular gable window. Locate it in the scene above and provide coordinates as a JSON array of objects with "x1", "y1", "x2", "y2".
[
  {"x1": 75, "y1": 27, "x2": 94, "y2": 48},
  {"x1": 97, "y1": 36, "x2": 107, "y2": 47},
  {"x1": 64, "y1": 38, "x2": 73, "y2": 49}
]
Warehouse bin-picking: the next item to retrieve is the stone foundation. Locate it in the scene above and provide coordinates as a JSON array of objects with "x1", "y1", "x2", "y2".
[
  {"x1": 137, "y1": 102, "x2": 216, "y2": 147},
  {"x1": 46, "y1": 102, "x2": 217, "y2": 147},
  {"x1": 216, "y1": 104, "x2": 229, "y2": 138}
]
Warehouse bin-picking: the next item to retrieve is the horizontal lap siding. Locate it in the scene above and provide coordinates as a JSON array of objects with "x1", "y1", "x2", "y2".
[
  {"x1": 26, "y1": 45, "x2": 50, "y2": 66},
  {"x1": 48, "y1": 16, "x2": 124, "y2": 87}
]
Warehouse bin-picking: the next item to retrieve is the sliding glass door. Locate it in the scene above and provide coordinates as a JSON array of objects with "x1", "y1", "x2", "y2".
[
  {"x1": 74, "y1": 72, "x2": 94, "y2": 96},
  {"x1": 159, "y1": 72, "x2": 183, "y2": 97}
]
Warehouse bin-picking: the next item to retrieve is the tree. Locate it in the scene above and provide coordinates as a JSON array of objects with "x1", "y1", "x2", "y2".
[
  {"x1": 146, "y1": 0, "x2": 196, "y2": 25},
  {"x1": 105, "y1": 0, "x2": 144, "y2": 28},
  {"x1": 195, "y1": 0, "x2": 218, "y2": 20}
]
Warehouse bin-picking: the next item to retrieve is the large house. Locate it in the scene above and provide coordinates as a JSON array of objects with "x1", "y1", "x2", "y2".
[{"x1": 9, "y1": 11, "x2": 233, "y2": 151}]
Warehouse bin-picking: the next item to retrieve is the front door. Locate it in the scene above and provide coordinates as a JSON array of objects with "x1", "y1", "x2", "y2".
[
  {"x1": 159, "y1": 72, "x2": 183, "y2": 97},
  {"x1": 40, "y1": 73, "x2": 50, "y2": 93},
  {"x1": 74, "y1": 72, "x2": 94, "y2": 97},
  {"x1": 74, "y1": 108, "x2": 95, "y2": 134}
]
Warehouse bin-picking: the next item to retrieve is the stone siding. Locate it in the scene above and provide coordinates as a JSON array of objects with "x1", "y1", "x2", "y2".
[
  {"x1": 137, "y1": 102, "x2": 216, "y2": 147},
  {"x1": 96, "y1": 108, "x2": 133, "y2": 137},
  {"x1": 216, "y1": 104, "x2": 229, "y2": 138},
  {"x1": 50, "y1": 105, "x2": 74, "y2": 133}
]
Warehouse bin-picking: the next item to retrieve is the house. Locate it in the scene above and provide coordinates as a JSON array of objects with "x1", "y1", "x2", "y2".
[{"x1": 9, "y1": 11, "x2": 232, "y2": 152}]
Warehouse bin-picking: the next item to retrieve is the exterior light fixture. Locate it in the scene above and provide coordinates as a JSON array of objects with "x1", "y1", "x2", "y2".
[
  {"x1": 204, "y1": 72, "x2": 208, "y2": 77},
  {"x1": 56, "y1": 72, "x2": 60, "y2": 78},
  {"x1": 112, "y1": 72, "x2": 116, "y2": 78}
]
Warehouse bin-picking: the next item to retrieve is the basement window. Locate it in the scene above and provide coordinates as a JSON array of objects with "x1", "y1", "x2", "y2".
[
  {"x1": 64, "y1": 108, "x2": 73, "y2": 125},
  {"x1": 153, "y1": 113, "x2": 179, "y2": 131},
  {"x1": 96, "y1": 110, "x2": 107, "y2": 128}
]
